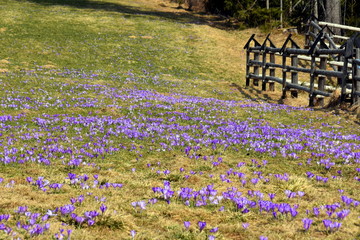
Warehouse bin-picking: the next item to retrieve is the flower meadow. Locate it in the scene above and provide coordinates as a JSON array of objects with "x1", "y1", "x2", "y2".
[
  {"x1": 0, "y1": 66, "x2": 359, "y2": 239},
  {"x1": 0, "y1": 0, "x2": 360, "y2": 239}
]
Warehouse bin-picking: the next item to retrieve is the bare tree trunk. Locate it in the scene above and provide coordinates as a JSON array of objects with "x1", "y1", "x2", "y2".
[
  {"x1": 280, "y1": 0, "x2": 283, "y2": 28},
  {"x1": 326, "y1": 0, "x2": 341, "y2": 34},
  {"x1": 313, "y1": 0, "x2": 318, "y2": 19}
]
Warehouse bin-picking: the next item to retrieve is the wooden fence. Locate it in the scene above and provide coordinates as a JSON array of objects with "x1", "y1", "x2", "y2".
[
  {"x1": 306, "y1": 18, "x2": 360, "y2": 49},
  {"x1": 244, "y1": 26, "x2": 360, "y2": 107}
]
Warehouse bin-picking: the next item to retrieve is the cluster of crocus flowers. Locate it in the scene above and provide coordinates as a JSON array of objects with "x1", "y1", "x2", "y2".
[
  {"x1": 131, "y1": 201, "x2": 147, "y2": 211},
  {"x1": 323, "y1": 219, "x2": 342, "y2": 232},
  {"x1": 26, "y1": 176, "x2": 63, "y2": 192},
  {"x1": 183, "y1": 220, "x2": 218, "y2": 239},
  {"x1": 152, "y1": 181, "x2": 174, "y2": 203},
  {"x1": 284, "y1": 190, "x2": 305, "y2": 198},
  {"x1": 54, "y1": 229, "x2": 72, "y2": 240}
]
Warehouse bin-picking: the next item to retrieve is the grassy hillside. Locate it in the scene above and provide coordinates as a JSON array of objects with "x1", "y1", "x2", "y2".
[{"x1": 0, "y1": 0, "x2": 359, "y2": 239}]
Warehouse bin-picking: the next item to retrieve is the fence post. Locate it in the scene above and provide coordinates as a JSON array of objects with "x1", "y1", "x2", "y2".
[
  {"x1": 262, "y1": 48, "x2": 267, "y2": 91},
  {"x1": 253, "y1": 51, "x2": 260, "y2": 86},
  {"x1": 309, "y1": 55, "x2": 316, "y2": 106},
  {"x1": 352, "y1": 48, "x2": 360, "y2": 104},
  {"x1": 290, "y1": 42, "x2": 298, "y2": 97},
  {"x1": 356, "y1": 48, "x2": 360, "y2": 103},
  {"x1": 317, "y1": 55, "x2": 327, "y2": 106},
  {"x1": 340, "y1": 57, "x2": 349, "y2": 103},
  {"x1": 246, "y1": 50, "x2": 250, "y2": 87},
  {"x1": 282, "y1": 53, "x2": 287, "y2": 99},
  {"x1": 269, "y1": 52, "x2": 275, "y2": 91},
  {"x1": 337, "y1": 55, "x2": 343, "y2": 86}
]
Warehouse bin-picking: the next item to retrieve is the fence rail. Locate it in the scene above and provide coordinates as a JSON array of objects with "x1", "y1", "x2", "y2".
[{"x1": 244, "y1": 30, "x2": 360, "y2": 107}]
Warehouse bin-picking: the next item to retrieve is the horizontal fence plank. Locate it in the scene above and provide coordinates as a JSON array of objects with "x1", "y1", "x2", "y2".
[
  {"x1": 318, "y1": 21, "x2": 360, "y2": 32},
  {"x1": 262, "y1": 75, "x2": 331, "y2": 96},
  {"x1": 333, "y1": 35, "x2": 350, "y2": 40},
  {"x1": 297, "y1": 55, "x2": 352, "y2": 68},
  {"x1": 266, "y1": 62, "x2": 283, "y2": 69}
]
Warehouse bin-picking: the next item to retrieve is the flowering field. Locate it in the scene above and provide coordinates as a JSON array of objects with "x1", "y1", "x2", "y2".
[{"x1": 0, "y1": 0, "x2": 359, "y2": 239}]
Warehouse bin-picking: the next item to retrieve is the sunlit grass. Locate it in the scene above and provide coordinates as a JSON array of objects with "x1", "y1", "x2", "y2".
[{"x1": 0, "y1": 0, "x2": 359, "y2": 239}]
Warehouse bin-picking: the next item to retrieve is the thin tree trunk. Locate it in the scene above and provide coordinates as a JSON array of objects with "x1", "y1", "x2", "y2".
[
  {"x1": 313, "y1": 0, "x2": 318, "y2": 19},
  {"x1": 326, "y1": 0, "x2": 341, "y2": 34}
]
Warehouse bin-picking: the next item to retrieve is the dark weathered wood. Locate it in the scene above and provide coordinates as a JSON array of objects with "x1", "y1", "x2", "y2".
[
  {"x1": 314, "y1": 69, "x2": 344, "y2": 78},
  {"x1": 341, "y1": 57, "x2": 349, "y2": 102},
  {"x1": 282, "y1": 55, "x2": 287, "y2": 99},
  {"x1": 337, "y1": 55, "x2": 343, "y2": 85},
  {"x1": 263, "y1": 75, "x2": 331, "y2": 96},
  {"x1": 285, "y1": 49, "x2": 309, "y2": 55},
  {"x1": 286, "y1": 66, "x2": 312, "y2": 73},
  {"x1": 246, "y1": 50, "x2": 250, "y2": 86},
  {"x1": 248, "y1": 60, "x2": 262, "y2": 66},
  {"x1": 317, "y1": 56, "x2": 327, "y2": 106},
  {"x1": 309, "y1": 21, "x2": 338, "y2": 49},
  {"x1": 352, "y1": 49, "x2": 360, "y2": 104},
  {"x1": 316, "y1": 49, "x2": 345, "y2": 55},
  {"x1": 254, "y1": 52, "x2": 260, "y2": 76},
  {"x1": 262, "y1": 50, "x2": 267, "y2": 91},
  {"x1": 253, "y1": 52, "x2": 260, "y2": 86},
  {"x1": 265, "y1": 47, "x2": 281, "y2": 53},
  {"x1": 309, "y1": 55, "x2": 316, "y2": 107},
  {"x1": 269, "y1": 52, "x2": 275, "y2": 91},
  {"x1": 290, "y1": 42, "x2": 299, "y2": 98},
  {"x1": 290, "y1": 62, "x2": 298, "y2": 86},
  {"x1": 266, "y1": 62, "x2": 283, "y2": 69}
]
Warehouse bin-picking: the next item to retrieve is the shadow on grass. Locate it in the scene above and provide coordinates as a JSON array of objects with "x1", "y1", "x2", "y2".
[
  {"x1": 231, "y1": 82, "x2": 282, "y2": 104},
  {"x1": 24, "y1": 0, "x2": 233, "y2": 29}
]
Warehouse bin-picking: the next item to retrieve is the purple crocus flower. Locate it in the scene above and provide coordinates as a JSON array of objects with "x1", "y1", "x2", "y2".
[
  {"x1": 130, "y1": 230, "x2": 136, "y2": 238},
  {"x1": 16, "y1": 206, "x2": 28, "y2": 214},
  {"x1": 250, "y1": 178, "x2": 259, "y2": 185},
  {"x1": 184, "y1": 221, "x2": 190, "y2": 230},
  {"x1": 323, "y1": 219, "x2": 342, "y2": 231},
  {"x1": 268, "y1": 193, "x2": 275, "y2": 200},
  {"x1": 336, "y1": 209, "x2": 350, "y2": 220},
  {"x1": 323, "y1": 219, "x2": 332, "y2": 229},
  {"x1": 313, "y1": 207, "x2": 320, "y2": 217},
  {"x1": 302, "y1": 218, "x2": 313, "y2": 231},
  {"x1": 67, "y1": 229, "x2": 72, "y2": 238},
  {"x1": 297, "y1": 191, "x2": 305, "y2": 197},
  {"x1": 290, "y1": 208, "x2": 298, "y2": 217},
  {"x1": 100, "y1": 204, "x2": 107, "y2": 214},
  {"x1": 87, "y1": 219, "x2": 95, "y2": 226},
  {"x1": 198, "y1": 221, "x2": 206, "y2": 231},
  {"x1": 341, "y1": 195, "x2": 353, "y2": 206},
  {"x1": 148, "y1": 198, "x2": 158, "y2": 205},
  {"x1": 26, "y1": 177, "x2": 33, "y2": 183},
  {"x1": 138, "y1": 201, "x2": 146, "y2": 210},
  {"x1": 0, "y1": 214, "x2": 10, "y2": 222},
  {"x1": 74, "y1": 216, "x2": 85, "y2": 225}
]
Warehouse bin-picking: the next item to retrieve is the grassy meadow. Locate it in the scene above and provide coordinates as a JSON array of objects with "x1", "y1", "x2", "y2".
[{"x1": 0, "y1": 0, "x2": 359, "y2": 239}]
